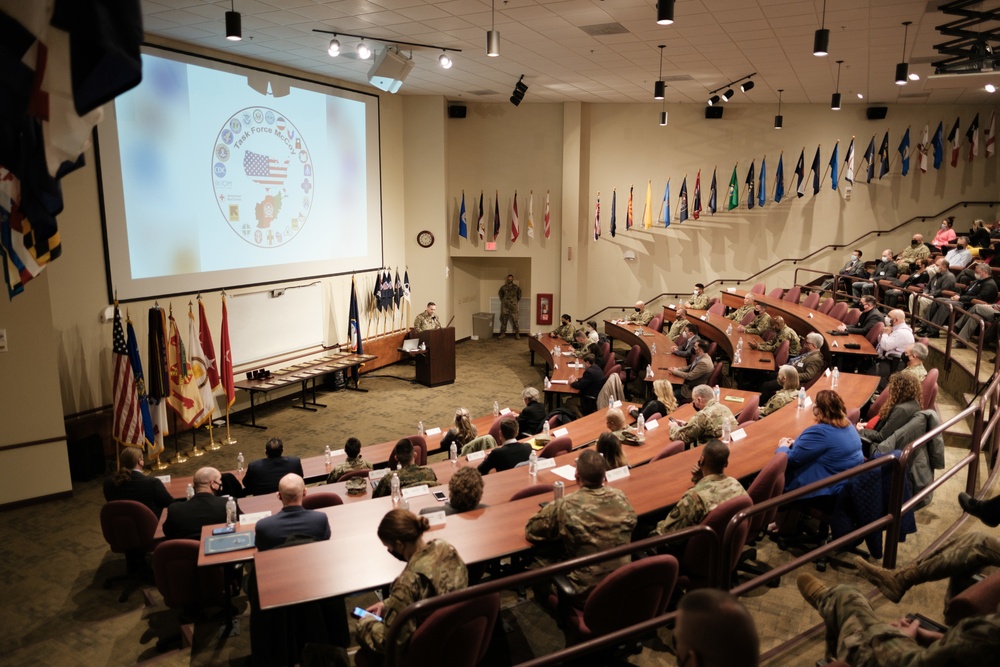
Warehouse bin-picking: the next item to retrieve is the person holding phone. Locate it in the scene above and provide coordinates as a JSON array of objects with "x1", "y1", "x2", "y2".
[{"x1": 355, "y1": 509, "x2": 468, "y2": 659}]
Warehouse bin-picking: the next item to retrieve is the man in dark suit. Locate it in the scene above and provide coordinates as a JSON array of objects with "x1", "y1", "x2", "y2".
[
  {"x1": 163, "y1": 467, "x2": 237, "y2": 540},
  {"x1": 569, "y1": 353, "x2": 605, "y2": 416},
  {"x1": 242, "y1": 437, "x2": 304, "y2": 496},
  {"x1": 517, "y1": 386, "x2": 548, "y2": 438},
  {"x1": 670, "y1": 324, "x2": 700, "y2": 360},
  {"x1": 852, "y1": 248, "x2": 898, "y2": 300},
  {"x1": 837, "y1": 295, "x2": 884, "y2": 337},
  {"x1": 254, "y1": 474, "x2": 331, "y2": 551},
  {"x1": 922, "y1": 262, "x2": 999, "y2": 337},
  {"x1": 669, "y1": 338, "x2": 713, "y2": 404},
  {"x1": 103, "y1": 447, "x2": 174, "y2": 519},
  {"x1": 479, "y1": 418, "x2": 532, "y2": 474}
]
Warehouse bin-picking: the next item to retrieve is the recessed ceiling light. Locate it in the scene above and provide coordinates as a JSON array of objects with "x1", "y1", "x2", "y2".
[{"x1": 908, "y1": 72, "x2": 920, "y2": 81}]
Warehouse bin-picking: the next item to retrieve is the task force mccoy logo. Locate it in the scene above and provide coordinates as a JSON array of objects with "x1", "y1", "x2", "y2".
[{"x1": 212, "y1": 107, "x2": 313, "y2": 248}]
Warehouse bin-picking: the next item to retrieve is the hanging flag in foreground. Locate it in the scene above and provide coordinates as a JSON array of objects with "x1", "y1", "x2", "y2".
[
  {"x1": 709, "y1": 168, "x2": 718, "y2": 214},
  {"x1": 610, "y1": 189, "x2": 617, "y2": 237},
  {"x1": 219, "y1": 295, "x2": 236, "y2": 409},
  {"x1": 112, "y1": 305, "x2": 144, "y2": 449},
  {"x1": 402, "y1": 269, "x2": 411, "y2": 305},
  {"x1": 544, "y1": 191, "x2": 551, "y2": 238},
  {"x1": 693, "y1": 171, "x2": 702, "y2": 220},
  {"x1": 932, "y1": 121, "x2": 944, "y2": 169},
  {"x1": 477, "y1": 191, "x2": 485, "y2": 240},
  {"x1": 593, "y1": 192, "x2": 601, "y2": 241},
  {"x1": 810, "y1": 146, "x2": 821, "y2": 195},
  {"x1": 745, "y1": 162, "x2": 755, "y2": 210},
  {"x1": 864, "y1": 135, "x2": 876, "y2": 183},
  {"x1": 126, "y1": 318, "x2": 154, "y2": 452},
  {"x1": 758, "y1": 157, "x2": 766, "y2": 208},
  {"x1": 147, "y1": 306, "x2": 169, "y2": 455},
  {"x1": 899, "y1": 128, "x2": 911, "y2": 176},
  {"x1": 167, "y1": 311, "x2": 207, "y2": 428},
  {"x1": 511, "y1": 191, "x2": 520, "y2": 242},
  {"x1": 878, "y1": 132, "x2": 890, "y2": 179},
  {"x1": 493, "y1": 191, "x2": 501, "y2": 240},
  {"x1": 659, "y1": 179, "x2": 670, "y2": 226},
  {"x1": 987, "y1": 111, "x2": 996, "y2": 158},
  {"x1": 948, "y1": 117, "x2": 961, "y2": 167},
  {"x1": 527, "y1": 191, "x2": 535, "y2": 238},
  {"x1": 830, "y1": 143, "x2": 839, "y2": 190},
  {"x1": 626, "y1": 185, "x2": 634, "y2": 230},
  {"x1": 678, "y1": 176, "x2": 689, "y2": 222},
  {"x1": 845, "y1": 138, "x2": 855, "y2": 185},
  {"x1": 795, "y1": 149, "x2": 806, "y2": 196},
  {"x1": 198, "y1": 298, "x2": 220, "y2": 392},
  {"x1": 967, "y1": 113, "x2": 980, "y2": 161},
  {"x1": 458, "y1": 191, "x2": 468, "y2": 238},
  {"x1": 726, "y1": 165, "x2": 739, "y2": 211},
  {"x1": 918, "y1": 125, "x2": 929, "y2": 173},
  {"x1": 643, "y1": 180, "x2": 653, "y2": 229},
  {"x1": 348, "y1": 276, "x2": 363, "y2": 382},
  {"x1": 774, "y1": 154, "x2": 785, "y2": 203},
  {"x1": 188, "y1": 305, "x2": 219, "y2": 421}
]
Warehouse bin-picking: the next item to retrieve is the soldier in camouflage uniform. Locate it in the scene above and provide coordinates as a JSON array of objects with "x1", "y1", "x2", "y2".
[
  {"x1": 627, "y1": 300, "x2": 654, "y2": 326},
  {"x1": 895, "y1": 233, "x2": 931, "y2": 274},
  {"x1": 412, "y1": 302, "x2": 442, "y2": 332},
  {"x1": 684, "y1": 283, "x2": 711, "y2": 311},
  {"x1": 797, "y1": 572, "x2": 1000, "y2": 667},
  {"x1": 738, "y1": 302, "x2": 771, "y2": 336},
  {"x1": 373, "y1": 439, "x2": 439, "y2": 498},
  {"x1": 900, "y1": 342, "x2": 929, "y2": 384},
  {"x1": 356, "y1": 509, "x2": 468, "y2": 655},
  {"x1": 655, "y1": 440, "x2": 748, "y2": 534},
  {"x1": 326, "y1": 437, "x2": 372, "y2": 484},
  {"x1": 727, "y1": 292, "x2": 757, "y2": 323},
  {"x1": 666, "y1": 307, "x2": 690, "y2": 341},
  {"x1": 498, "y1": 274, "x2": 522, "y2": 339},
  {"x1": 759, "y1": 365, "x2": 800, "y2": 418},
  {"x1": 668, "y1": 385, "x2": 737, "y2": 448},
  {"x1": 750, "y1": 316, "x2": 801, "y2": 356},
  {"x1": 525, "y1": 450, "x2": 637, "y2": 599},
  {"x1": 550, "y1": 313, "x2": 575, "y2": 343}
]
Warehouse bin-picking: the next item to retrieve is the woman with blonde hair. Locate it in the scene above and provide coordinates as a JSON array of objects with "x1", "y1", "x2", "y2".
[
  {"x1": 441, "y1": 407, "x2": 477, "y2": 451},
  {"x1": 630, "y1": 378, "x2": 678, "y2": 421}
]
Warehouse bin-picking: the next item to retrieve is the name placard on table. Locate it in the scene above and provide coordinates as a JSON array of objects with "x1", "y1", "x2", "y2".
[
  {"x1": 605, "y1": 465, "x2": 630, "y2": 482},
  {"x1": 402, "y1": 485, "x2": 430, "y2": 499},
  {"x1": 535, "y1": 457, "x2": 556, "y2": 471},
  {"x1": 467, "y1": 450, "x2": 487, "y2": 462},
  {"x1": 552, "y1": 427, "x2": 570, "y2": 437},
  {"x1": 424, "y1": 427, "x2": 442, "y2": 436}
]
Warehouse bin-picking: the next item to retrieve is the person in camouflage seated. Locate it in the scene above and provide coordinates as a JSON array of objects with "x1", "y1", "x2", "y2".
[
  {"x1": 668, "y1": 385, "x2": 737, "y2": 449},
  {"x1": 525, "y1": 449, "x2": 637, "y2": 600},
  {"x1": 666, "y1": 307, "x2": 690, "y2": 341},
  {"x1": 749, "y1": 315, "x2": 801, "y2": 356},
  {"x1": 326, "y1": 437, "x2": 372, "y2": 484},
  {"x1": 759, "y1": 365, "x2": 800, "y2": 418},
  {"x1": 727, "y1": 292, "x2": 757, "y2": 323},
  {"x1": 655, "y1": 440, "x2": 748, "y2": 535},
  {"x1": 356, "y1": 509, "x2": 468, "y2": 657},
  {"x1": 627, "y1": 300, "x2": 654, "y2": 326},
  {"x1": 412, "y1": 302, "x2": 441, "y2": 332},
  {"x1": 684, "y1": 283, "x2": 711, "y2": 311},
  {"x1": 498, "y1": 274, "x2": 522, "y2": 339},
  {"x1": 372, "y1": 439, "x2": 438, "y2": 498},
  {"x1": 550, "y1": 313, "x2": 575, "y2": 343},
  {"x1": 737, "y1": 302, "x2": 771, "y2": 336}
]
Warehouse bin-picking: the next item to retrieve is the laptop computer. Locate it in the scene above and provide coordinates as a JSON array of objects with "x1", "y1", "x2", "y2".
[{"x1": 402, "y1": 338, "x2": 420, "y2": 351}]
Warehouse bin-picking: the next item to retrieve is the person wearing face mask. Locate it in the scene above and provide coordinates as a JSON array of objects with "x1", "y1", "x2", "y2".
[
  {"x1": 852, "y1": 249, "x2": 898, "y2": 301},
  {"x1": 920, "y1": 262, "x2": 998, "y2": 337},
  {"x1": 497, "y1": 273, "x2": 522, "y2": 339},
  {"x1": 895, "y1": 234, "x2": 930, "y2": 274},
  {"x1": 931, "y1": 216, "x2": 957, "y2": 251},
  {"x1": 671, "y1": 325, "x2": 700, "y2": 359},
  {"x1": 666, "y1": 307, "x2": 690, "y2": 341},
  {"x1": 627, "y1": 300, "x2": 654, "y2": 326},
  {"x1": 943, "y1": 236, "x2": 973, "y2": 269},
  {"x1": 883, "y1": 258, "x2": 932, "y2": 309},
  {"x1": 868, "y1": 309, "x2": 914, "y2": 390},
  {"x1": 837, "y1": 295, "x2": 884, "y2": 336},
  {"x1": 899, "y1": 342, "x2": 929, "y2": 383},
  {"x1": 737, "y1": 302, "x2": 771, "y2": 335},
  {"x1": 684, "y1": 283, "x2": 710, "y2": 310},
  {"x1": 550, "y1": 313, "x2": 575, "y2": 342},
  {"x1": 953, "y1": 299, "x2": 1000, "y2": 348},
  {"x1": 822, "y1": 249, "x2": 867, "y2": 292},
  {"x1": 749, "y1": 315, "x2": 801, "y2": 356},
  {"x1": 355, "y1": 509, "x2": 468, "y2": 658},
  {"x1": 913, "y1": 258, "x2": 956, "y2": 320},
  {"x1": 163, "y1": 467, "x2": 237, "y2": 540}
]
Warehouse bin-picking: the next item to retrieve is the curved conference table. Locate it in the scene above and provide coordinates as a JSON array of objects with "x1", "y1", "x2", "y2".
[
  {"x1": 658, "y1": 307, "x2": 775, "y2": 372},
  {"x1": 242, "y1": 373, "x2": 877, "y2": 609},
  {"x1": 526, "y1": 333, "x2": 581, "y2": 409}
]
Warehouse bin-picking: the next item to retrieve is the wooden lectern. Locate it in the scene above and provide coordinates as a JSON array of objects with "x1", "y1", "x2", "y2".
[{"x1": 415, "y1": 327, "x2": 456, "y2": 387}]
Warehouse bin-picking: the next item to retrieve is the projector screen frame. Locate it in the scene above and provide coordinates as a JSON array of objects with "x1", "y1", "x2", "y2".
[{"x1": 95, "y1": 43, "x2": 385, "y2": 304}]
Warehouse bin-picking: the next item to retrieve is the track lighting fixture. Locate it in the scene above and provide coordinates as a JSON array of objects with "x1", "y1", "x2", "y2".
[
  {"x1": 327, "y1": 38, "x2": 340, "y2": 57},
  {"x1": 721, "y1": 88, "x2": 734, "y2": 102},
  {"x1": 225, "y1": 0, "x2": 241, "y2": 41},
  {"x1": 357, "y1": 40, "x2": 371, "y2": 59},
  {"x1": 707, "y1": 73, "x2": 755, "y2": 105},
  {"x1": 740, "y1": 80, "x2": 754, "y2": 93},
  {"x1": 832, "y1": 60, "x2": 843, "y2": 110},
  {"x1": 654, "y1": 45, "x2": 666, "y2": 100},
  {"x1": 813, "y1": 0, "x2": 828, "y2": 56},
  {"x1": 774, "y1": 89, "x2": 783, "y2": 129},
  {"x1": 896, "y1": 21, "x2": 911, "y2": 85},
  {"x1": 510, "y1": 75, "x2": 528, "y2": 106},
  {"x1": 657, "y1": 0, "x2": 674, "y2": 25},
  {"x1": 439, "y1": 51, "x2": 452, "y2": 69},
  {"x1": 487, "y1": 0, "x2": 500, "y2": 57},
  {"x1": 708, "y1": 95, "x2": 720, "y2": 106}
]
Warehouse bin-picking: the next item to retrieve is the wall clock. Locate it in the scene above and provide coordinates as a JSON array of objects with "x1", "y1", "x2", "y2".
[{"x1": 417, "y1": 230, "x2": 435, "y2": 248}]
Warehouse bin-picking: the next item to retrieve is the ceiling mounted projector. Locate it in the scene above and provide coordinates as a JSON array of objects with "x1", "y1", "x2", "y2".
[{"x1": 368, "y1": 46, "x2": 414, "y2": 93}]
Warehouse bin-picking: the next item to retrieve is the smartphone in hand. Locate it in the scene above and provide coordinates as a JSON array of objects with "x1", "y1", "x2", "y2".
[{"x1": 352, "y1": 607, "x2": 383, "y2": 623}]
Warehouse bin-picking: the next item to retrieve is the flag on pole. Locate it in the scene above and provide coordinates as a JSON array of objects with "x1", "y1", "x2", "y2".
[
  {"x1": 544, "y1": 191, "x2": 551, "y2": 238},
  {"x1": 511, "y1": 191, "x2": 520, "y2": 242},
  {"x1": 112, "y1": 305, "x2": 144, "y2": 448},
  {"x1": 458, "y1": 191, "x2": 468, "y2": 239},
  {"x1": 967, "y1": 113, "x2": 980, "y2": 161},
  {"x1": 727, "y1": 165, "x2": 739, "y2": 211},
  {"x1": 348, "y1": 276, "x2": 363, "y2": 382},
  {"x1": 693, "y1": 171, "x2": 702, "y2": 219},
  {"x1": 125, "y1": 318, "x2": 154, "y2": 452},
  {"x1": 593, "y1": 192, "x2": 601, "y2": 241},
  {"x1": 393, "y1": 269, "x2": 402, "y2": 310},
  {"x1": 527, "y1": 191, "x2": 535, "y2": 238},
  {"x1": 745, "y1": 162, "x2": 755, "y2": 210},
  {"x1": 918, "y1": 125, "x2": 929, "y2": 173},
  {"x1": 493, "y1": 191, "x2": 501, "y2": 240},
  {"x1": 643, "y1": 180, "x2": 653, "y2": 229},
  {"x1": 878, "y1": 132, "x2": 890, "y2": 179},
  {"x1": 188, "y1": 305, "x2": 219, "y2": 421},
  {"x1": 810, "y1": 146, "x2": 821, "y2": 194},
  {"x1": 758, "y1": 157, "x2": 766, "y2": 208},
  {"x1": 219, "y1": 295, "x2": 236, "y2": 409},
  {"x1": 477, "y1": 191, "x2": 485, "y2": 240},
  {"x1": 830, "y1": 142, "x2": 839, "y2": 190},
  {"x1": 167, "y1": 310, "x2": 207, "y2": 427},
  {"x1": 659, "y1": 179, "x2": 671, "y2": 226},
  {"x1": 610, "y1": 189, "x2": 617, "y2": 237},
  {"x1": 987, "y1": 111, "x2": 996, "y2": 158},
  {"x1": 402, "y1": 269, "x2": 411, "y2": 305},
  {"x1": 948, "y1": 117, "x2": 961, "y2": 167},
  {"x1": 197, "y1": 298, "x2": 220, "y2": 392},
  {"x1": 864, "y1": 135, "x2": 876, "y2": 183},
  {"x1": 709, "y1": 168, "x2": 718, "y2": 214},
  {"x1": 795, "y1": 149, "x2": 806, "y2": 196},
  {"x1": 678, "y1": 176, "x2": 689, "y2": 222},
  {"x1": 899, "y1": 128, "x2": 911, "y2": 176},
  {"x1": 774, "y1": 154, "x2": 785, "y2": 203},
  {"x1": 626, "y1": 185, "x2": 634, "y2": 230},
  {"x1": 932, "y1": 122, "x2": 944, "y2": 169},
  {"x1": 147, "y1": 306, "x2": 169, "y2": 455},
  {"x1": 845, "y1": 138, "x2": 855, "y2": 185}
]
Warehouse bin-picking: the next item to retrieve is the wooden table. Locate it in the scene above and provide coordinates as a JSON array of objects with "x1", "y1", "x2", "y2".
[
  {"x1": 526, "y1": 334, "x2": 580, "y2": 408},
  {"x1": 250, "y1": 374, "x2": 878, "y2": 609},
  {"x1": 603, "y1": 320, "x2": 686, "y2": 386},
  {"x1": 660, "y1": 307, "x2": 774, "y2": 372}
]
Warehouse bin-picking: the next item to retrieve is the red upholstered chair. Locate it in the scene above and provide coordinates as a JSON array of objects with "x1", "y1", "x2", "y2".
[
  {"x1": 650, "y1": 440, "x2": 685, "y2": 462},
  {"x1": 945, "y1": 571, "x2": 1000, "y2": 626},
  {"x1": 678, "y1": 495, "x2": 753, "y2": 590},
  {"x1": 783, "y1": 286, "x2": 801, "y2": 304},
  {"x1": 388, "y1": 435, "x2": 428, "y2": 468},
  {"x1": 648, "y1": 315, "x2": 663, "y2": 333},
  {"x1": 539, "y1": 436, "x2": 572, "y2": 458},
  {"x1": 152, "y1": 539, "x2": 227, "y2": 648},
  {"x1": 708, "y1": 301, "x2": 725, "y2": 316},
  {"x1": 488, "y1": 416, "x2": 503, "y2": 443},
  {"x1": 738, "y1": 453, "x2": 787, "y2": 582},
  {"x1": 647, "y1": 412, "x2": 663, "y2": 421},
  {"x1": 740, "y1": 310, "x2": 756, "y2": 326},
  {"x1": 737, "y1": 395, "x2": 759, "y2": 425},
  {"x1": 607, "y1": 363, "x2": 624, "y2": 383},
  {"x1": 707, "y1": 362, "x2": 724, "y2": 388},
  {"x1": 802, "y1": 292, "x2": 820, "y2": 310},
  {"x1": 509, "y1": 484, "x2": 555, "y2": 501},
  {"x1": 602, "y1": 354, "x2": 616, "y2": 377},
  {"x1": 623, "y1": 344, "x2": 644, "y2": 383},
  {"x1": 817, "y1": 297, "x2": 835, "y2": 315},
  {"x1": 828, "y1": 302, "x2": 849, "y2": 322},
  {"x1": 773, "y1": 339, "x2": 791, "y2": 367},
  {"x1": 549, "y1": 556, "x2": 678, "y2": 647},
  {"x1": 100, "y1": 500, "x2": 159, "y2": 602},
  {"x1": 866, "y1": 389, "x2": 889, "y2": 421},
  {"x1": 922, "y1": 368, "x2": 940, "y2": 411},
  {"x1": 865, "y1": 322, "x2": 885, "y2": 348},
  {"x1": 750, "y1": 282, "x2": 767, "y2": 295},
  {"x1": 706, "y1": 341, "x2": 718, "y2": 360},
  {"x1": 302, "y1": 492, "x2": 343, "y2": 510},
  {"x1": 600, "y1": 341, "x2": 611, "y2": 361},
  {"x1": 761, "y1": 328, "x2": 777, "y2": 342},
  {"x1": 390, "y1": 592, "x2": 501, "y2": 667},
  {"x1": 547, "y1": 414, "x2": 562, "y2": 430},
  {"x1": 768, "y1": 287, "x2": 785, "y2": 299},
  {"x1": 843, "y1": 308, "x2": 861, "y2": 327},
  {"x1": 847, "y1": 408, "x2": 861, "y2": 425},
  {"x1": 337, "y1": 469, "x2": 370, "y2": 483}
]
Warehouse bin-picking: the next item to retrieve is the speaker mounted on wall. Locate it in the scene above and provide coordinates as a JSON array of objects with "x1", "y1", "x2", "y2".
[
  {"x1": 705, "y1": 106, "x2": 724, "y2": 119},
  {"x1": 448, "y1": 105, "x2": 467, "y2": 119},
  {"x1": 866, "y1": 106, "x2": 888, "y2": 120}
]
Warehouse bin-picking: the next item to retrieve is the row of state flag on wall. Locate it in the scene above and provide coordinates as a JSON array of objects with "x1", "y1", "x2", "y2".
[
  {"x1": 592, "y1": 110, "x2": 997, "y2": 241},
  {"x1": 457, "y1": 190, "x2": 553, "y2": 243}
]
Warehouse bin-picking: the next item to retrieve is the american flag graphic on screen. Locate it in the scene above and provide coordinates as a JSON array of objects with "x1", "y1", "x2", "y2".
[{"x1": 243, "y1": 151, "x2": 289, "y2": 186}]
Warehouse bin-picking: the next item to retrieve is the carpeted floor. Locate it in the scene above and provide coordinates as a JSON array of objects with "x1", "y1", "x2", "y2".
[{"x1": 0, "y1": 336, "x2": 985, "y2": 666}]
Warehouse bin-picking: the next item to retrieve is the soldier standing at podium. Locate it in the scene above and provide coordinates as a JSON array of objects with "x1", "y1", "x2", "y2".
[
  {"x1": 498, "y1": 274, "x2": 522, "y2": 339},
  {"x1": 413, "y1": 302, "x2": 441, "y2": 332}
]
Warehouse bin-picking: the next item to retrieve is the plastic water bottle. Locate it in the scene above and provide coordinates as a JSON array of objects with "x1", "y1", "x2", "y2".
[
  {"x1": 544, "y1": 376, "x2": 552, "y2": 390},
  {"x1": 651, "y1": 342, "x2": 657, "y2": 355},
  {"x1": 721, "y1": 418, "x2": 732, "y2": 444},
  {"x1": 542, "y1": 420, "x2": 550, "y2": 436},
  {"x1": 418, "y1": 420, "x2": 425, "y2": 435},
  {"x1": 735, "y1": 349, "x2": 742, "y2": 364},
  {"x1": 737, "y1": 337, "x2": 744, "y2": 350},
  {"x1": 714, "y1": 385, "x2": 721, "y2": 402},
  {"x1": 832, "y1": 367, "x2": 840, "y2": 388},
  {"x1": 493, "y1": 401, "x2": 500, "y2": 417},
  {"x1": 528, "y1": 450, "x2": 538, "y2": 476},
  {"x1": 390, "y1": 472, "x2": 401, "y2": 504},
  {"x1": 646, "y1": 364, "x2": 654, "y2": 378},
  {"x1": 225, "y1": 496, "x2": 237, "y2": 527},
  {"x1": 186, "y1": 483, "x2": 195, "y2": 500},
  {"x1": 636, "y1": 413, "x2": 645, "y2": 434},
  {"x1": 324, "y1": 445, "x2": 332, "y2": 466},
  {"x1": 449, "y1": 443, "x2": 458, "y2": 463},
  {"x1": 726, "y1": 323, "x2": 733, "y2": 336},
  {"x1": 798, "y1": 387, "x2": 807, "y2": 410},
  {"x1": 236, "y1": 452, "x2": 244, "y2": 474}
]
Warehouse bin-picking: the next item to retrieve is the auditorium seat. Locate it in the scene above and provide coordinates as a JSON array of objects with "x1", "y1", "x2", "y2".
[
  {"x1": 828, "y1": 302, "x2": 849, "y2": 322},
  {"x1": 100, "y1": 500, "x2": 158, "y2": 602},
  {"x1": 152, "y1": 539, "x2": 227, "y2": 649},
  {"x1": 864, "y1": 322, "x2": 884, "y2": 348},
  {"x1": 650, "y1": 440, "x2": 685, "y2": 462},
  {"x1": 738, "y1": 395, "x2": 760, "y2": 425},
  {"x1": 922, "y1": 369, "x2": 940, "y2": 412},
  {"x1": 773, "y1": 339, "x2": 791, "y2": 367},
  {"x1": 783, "y1": 286, "x2": 801, "y2": 304},
  {"x1": 843, "y1": 308, "x2": 861, "y2": 327},
  {"x1": 817, "y1": 297, "x2": 834, "y2": 315},
  {"x1": 708, "y1": 301, "x2": 725, "y2": 316},
  {"x1": 539, "y1": 436, "x2": 572, "y2": 458},
  {"x1": 302, "y1": 492, "x2": 343, "y2": 510},
  {"x1": 510, "y1": 484, "x2": 555, "y2": 501},
  {"x1": 802, "y1": 292, "x2": 820, "y2": 310},
  {"x1": 768, "y1": 287, "x2": 785, "y2": 300},
  {"x1": 649, "y1": 315, "x2": 663, "y2": 333},
  {"x1": 678, "y1": 495, "x2": 753, "y2": 590},
  {"x1": 337, "y1": 469, "x2": 370, "y2": 483},
  {"x1": 750, "y1": 282, "x2": 766, "y2": 295}
]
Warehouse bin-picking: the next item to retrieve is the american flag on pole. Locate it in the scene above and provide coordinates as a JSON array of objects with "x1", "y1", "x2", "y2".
[
  {"x1": 112, "y1": 305, "x2": 144, "y2": 448},
  {"x1": 987, "y1": 111, "x2": 996, "y2": 159},
  {"x1": 544, "y1": 191, "x2": 551, "y2": 238},
  {"x1": 967, "y1": 113, "x2": 980, "y2": 161},
  {"x1": 511, "y1": 191, "x2": 520, "y2": 242},
  {"x1": 243, "y1": 151, "x2": 289, "y2": 186}
]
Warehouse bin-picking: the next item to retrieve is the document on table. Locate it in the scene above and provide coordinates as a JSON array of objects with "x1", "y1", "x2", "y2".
[{"x1": 551, "y1": 465, "x2": 577, "y2": 481}]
